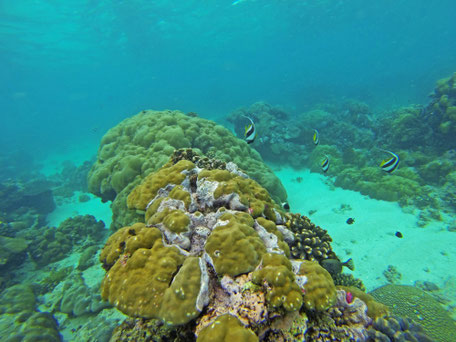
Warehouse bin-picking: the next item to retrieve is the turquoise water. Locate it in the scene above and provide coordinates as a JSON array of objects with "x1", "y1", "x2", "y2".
[{"x1": 1, "y1": 1, "x2": 456, "y2": 341}]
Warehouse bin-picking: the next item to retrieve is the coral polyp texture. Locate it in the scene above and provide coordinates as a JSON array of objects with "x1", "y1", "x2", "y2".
[
  {"x1": 197, "y1": 314, "x2": 258, "y2": 342},
  {"x1": 88, "y1": 110, "x2": 287, "y2": 230},
  {"x1": 96, "y1": 150, "x2": 434, "y2": 342},
  {"x1": 370, "y1": 284, "x2": 456, "y2": 342}
]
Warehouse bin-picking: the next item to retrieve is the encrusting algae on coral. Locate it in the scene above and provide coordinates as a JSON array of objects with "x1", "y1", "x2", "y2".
[{"x1": 96, "y1": 148, "x2": 434, "y2": 341}]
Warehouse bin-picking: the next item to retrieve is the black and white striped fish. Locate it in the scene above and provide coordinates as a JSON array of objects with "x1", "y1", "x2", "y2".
[
  {"x1": 243, "y1": 116, "x2": 256, "y2": 144},
  {"x1": 321, "y1": 155, "x2": 330, "y2": 173},
  {"x1": 379, "y1": 150, "x2": 400, "y2": 173},
  {"x1": 313, "y1": 129, "x2": 319, "y2": 145}
]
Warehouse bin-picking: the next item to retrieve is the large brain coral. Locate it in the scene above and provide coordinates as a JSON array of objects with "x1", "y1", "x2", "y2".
[
  {"x1": 88, "y1": 110, "x2": 287, "y2": 230},
  {"x1": 370, "y1": 284, "x2": 456, "y2": 342}
]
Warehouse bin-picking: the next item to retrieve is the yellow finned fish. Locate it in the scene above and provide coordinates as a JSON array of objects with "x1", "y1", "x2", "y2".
[
  {"x1": 379, "y1": 149, "x2": 399, "y2": 173},
  {"x1": 321, "y1": 155, "x2": 329, "y2": 173},
  {"x1": 243, "y1": 116, "x2": 256, "y2": 144},
  {"x1": 313, "y1": 129, "x2": 319, "y2": 145}
]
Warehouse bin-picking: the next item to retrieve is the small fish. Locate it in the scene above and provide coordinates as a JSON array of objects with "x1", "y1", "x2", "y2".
[
  {"x1": 346, "y1": 217, "x2": 355, "y2": 225},
  {"x1": 395, "y1": 231, "x2": 403, "y2": 238},
  {"x1": 379, "y1": 149, "x2": 400, "y2": 173},
  {"x1": 243, "y1": 116, "x2": 256, "y2": 144},
  {"x1": 343, "y1": 258, "x2": 355, "y2": 271},
  {"x1": 321, "y1": 155, "x2": 329, "y2": 173},
  {"x1": 321, "y1": 258, "x2": 355, "y2": 276},
  {"x1": 282, "y1": 202, "x2": 290, "y2": 211},
  {"x1": 313, "y1": 129, "x2": 319, "y2": 145}
]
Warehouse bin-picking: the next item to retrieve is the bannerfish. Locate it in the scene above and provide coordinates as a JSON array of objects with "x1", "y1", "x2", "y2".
[
  {"x1": 321, "y1": 155, "x2": 329, "y2": 173},
  {"x1": 379, "y1": 149, "x2": 400, "y2": 173},
  {"x1": 243, "y1": 116, "x2": 256, "y2": 144},
  {"x1": 395, "y1": 231, "x2": 403, "y2": 238},
  {"x1": 321, "y1": 258, "x2": 355, "y2": 276},
  {"x1": 313, "y1": 129, "x2": 319, "y2": 145},
  {"x1": 282, "y1": 202, "x2": 290, "y2": 211},
  {"x1": 346, "y1": 217, "x2": 355, "y2": 225}
]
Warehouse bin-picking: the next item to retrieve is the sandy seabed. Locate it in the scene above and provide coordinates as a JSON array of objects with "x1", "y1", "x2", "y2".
[{"x1": 275, "y1": 166, "x2": 456, "y2": 292}]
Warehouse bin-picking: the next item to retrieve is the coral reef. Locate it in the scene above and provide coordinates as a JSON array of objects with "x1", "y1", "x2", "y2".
[
  {"x1": 333, "y1": 273, "x2": 366, "y2": 292},
  {"x1": 52, "y1": 159, "x2": 92, "y2": 199},
  {"x1": 57, "y1": 214, "x2": 107, "y2": 246},
  {"x1": 109, "y1": 318, "x2": 195, "y2": 342},
  {"x1": 96, "y1": 151, "x2": 397, "y2": 341},
  {"x1": 286, "y1": 213, "x2": 337, "y2": 263},
  {"x1": 0, "y1": 312, "x2": 62, "y2": 342},
  {"x1": 298, "y1": 260, "x2": 337, "y2": 312},
  {"x1": 0, "y1": 235, "x2": 28, "y2": 271},
  {"x1": 338, "y1": 286, "x2": 389, "y2": 320},
  {"x1": 37, "y1": 266, "x2": 74, "y2": 294},
  {"x1": 197, "y1": 314, "x2": 258, "y2": 342},
  {"x1": 52, "y1": 272, "x2": 109, "y2": 317},
  {"x1": 195, "y1": 273, "x2": 267, "y2": 335},
  {"x1": 88, "y1": 110, "x2": 287, "y2": 230},
  {"x1": 0, "y1": 284, "x2": 62, "y2": 341},
  {"x1": 252, "y1": 253, "x2": 304, "y2": 312},
  {"x1": 0, "y1": 179, "x2": 56, "y2": 216},
  {"x1": 303, "y1": 288, "x2": 372, "y2": 341},
  {"x1": 77, "y1": 245, "x2": 99, "y2": 271},
  {"x1": 225, "y1": 83, "x2": 456, "y2": 216},
  {"x1": 26, "y1": 225, "x2": 73, "y2": 267},
  {"x1": 427, "y1": 72, "x2": 456, "y2": 139},
  {"x1": 367, "y1": 315, "x2": 433, "y2": 342},
  {"x1": 25, "y1": 215, "x2": 106, "y2": 267},
  {"x1": 370, "y1": 284, "x2": 456, "y2": 342}
]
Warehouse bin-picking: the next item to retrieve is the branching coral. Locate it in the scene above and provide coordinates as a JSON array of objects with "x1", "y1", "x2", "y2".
[{"x1": 286, "y1": 213, "x2": 337, "y2": 263}]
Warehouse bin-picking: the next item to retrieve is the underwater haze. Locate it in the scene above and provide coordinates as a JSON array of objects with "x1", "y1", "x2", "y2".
[
  {"x1": 1, "y1": 1, "x2": 456, "y2": 341},
  {"x1": 1, "y1": 0, "x2": 456, "y2": 161}
]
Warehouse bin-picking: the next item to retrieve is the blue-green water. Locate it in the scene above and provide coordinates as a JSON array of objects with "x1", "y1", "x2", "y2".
[
  {"x1": 1, "y1": 0, "x2": 456, "y2": 161},
  {"x1": 1, "y1": 1, "x2": 456, "y2": 341}
]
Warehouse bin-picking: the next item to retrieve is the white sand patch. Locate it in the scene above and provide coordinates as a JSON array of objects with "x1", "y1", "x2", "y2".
[
  {"x1": 47, "y1": 192, "x2": 112, "y2": 228},
  {"x1": 275, "y1": 167, "x2": 456, "y2": 292}
]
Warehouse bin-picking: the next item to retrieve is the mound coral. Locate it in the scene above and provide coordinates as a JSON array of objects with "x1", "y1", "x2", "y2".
[
  {"x1": 98, "y1": 150, "x2": 417, "y2": 341},
  {"x1": 428, "y1": 72, "x2": 456, "y2": 138},
  {"x1": 252, "y1": 253, "x2": 304, "y2": 312},
  {"x1": 367, "y1": 315, "x2": 433, "y2": 342},
  {"x1": 26, "y1": 215, "x2": 106, "y2": 268},
  {"x1": 298, "y1": 260, "x2": 337, "y2": 311},
  {"x1": 88, "y1": 110, "x2": 287, "y2": 230},
  {"x1": 0, "y1": 284, "x2": 62, "y2": 341},
  {"x1": 97, "y1": 153, "x2": 297, "y2": 335},
  {"x1": 197, "y1": 314, "x2": 258, "y2": 342},
  {"x1": 0, "y1": 235, "x2": 28, "y2": 270}
]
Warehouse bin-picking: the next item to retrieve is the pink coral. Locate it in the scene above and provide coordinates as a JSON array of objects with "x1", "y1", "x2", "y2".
[
  {"x1": 329, "y1": 289, "x2": 372, "y2": 341},
  {"x1": 346, "y1": 291, "x2": 354, "y2": 304}
]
